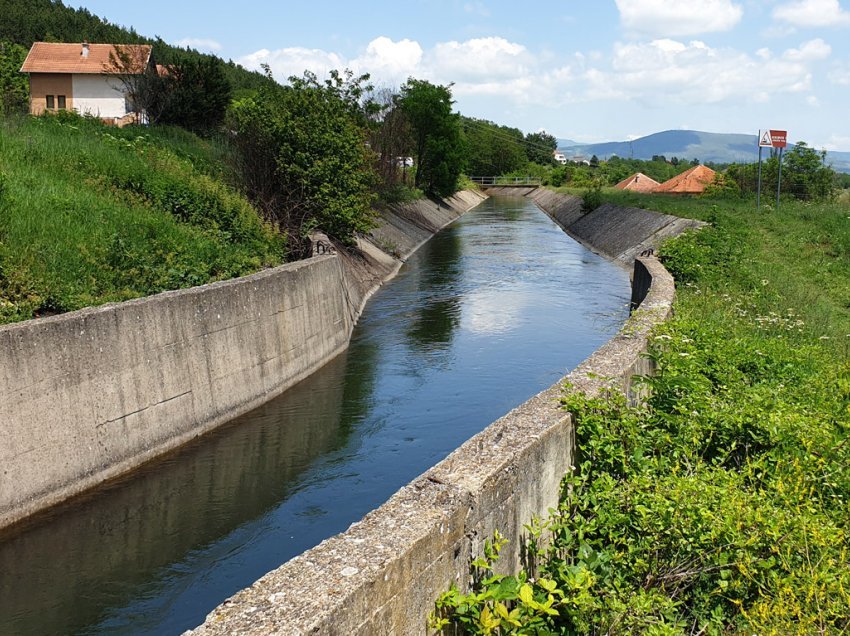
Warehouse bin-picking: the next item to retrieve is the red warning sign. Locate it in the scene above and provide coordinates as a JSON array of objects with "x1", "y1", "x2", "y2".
[{"x1": 759, "y1": 129, "x2": 787, "y2": 148}]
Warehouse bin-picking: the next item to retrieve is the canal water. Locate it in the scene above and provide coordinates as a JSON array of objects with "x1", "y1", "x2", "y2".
[{"x1": 0, "y1": 196, "x2": 630, "y2": 635}]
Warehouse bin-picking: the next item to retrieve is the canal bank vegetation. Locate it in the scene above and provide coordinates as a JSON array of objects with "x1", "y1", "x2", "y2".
[
  {"x1": 0, "y1": 1, "x2": 477, "y2": 323},
  {"x1": 431, "y1": 195, "x2": 850, "y2": 634},
  {"x1": 0, "y1": 113, "x2": 286, "y2": 324}
]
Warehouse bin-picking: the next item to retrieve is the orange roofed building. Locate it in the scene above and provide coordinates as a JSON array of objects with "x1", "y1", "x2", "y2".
[
  {"x1": 655, "y1": 165, "x2": 718, "y2": 195},
  {"x1": 20, "y1": 42, "x2": 152, "y2": 125},
  {"x1": 614, "y1": 172, "x2": 660, "y2": 193}
]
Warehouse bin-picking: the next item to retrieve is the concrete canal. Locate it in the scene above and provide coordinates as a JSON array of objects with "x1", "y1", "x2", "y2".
[{"x1": 0, "y1": 195, "x2": 630, "y2": 635}]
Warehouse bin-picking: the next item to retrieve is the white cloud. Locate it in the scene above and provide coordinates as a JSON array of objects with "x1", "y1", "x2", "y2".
[
  {"x1": 615, "y1": 0, "x2": 743, "y2": 36},
  {"x1": 782, "y1": 38, "x2": 831, "y2": 61},
  {"x1": 806, "y1": 95, "x2": 820, "y2": 106},
  {"x1": 773, "y1": 0, "x2": 850, "y2": 27},
  {"x1": 239, "y1": 47, "x2": 345, "y2": 81},
  {"x1": 175, "y1": 37, "x2": 222, "y2": 52},
  {"x1": 237, "y1": 34, "x2": 827, "y2": 117},
  {"x1": 428, "y1": 37, "x2": 532, "y2": 82},
  {"x1": 354, "y1": 37, "x2": 423, "y2": 82},
  {"x1": 587, "y1": 39, "x2": 815, "y2": 105}
]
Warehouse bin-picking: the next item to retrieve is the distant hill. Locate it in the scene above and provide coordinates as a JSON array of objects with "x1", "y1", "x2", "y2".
[{"x1": 559, "y1": 130, "x2": 850, "y2": 173}]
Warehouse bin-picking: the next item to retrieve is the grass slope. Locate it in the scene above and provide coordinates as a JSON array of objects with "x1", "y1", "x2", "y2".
[
  {"x1": 0, "y1": 114, "x2": 285, "y2": 324},
  {"x1": 433, "y1": 191, "x2": 850, "y2": 635}
]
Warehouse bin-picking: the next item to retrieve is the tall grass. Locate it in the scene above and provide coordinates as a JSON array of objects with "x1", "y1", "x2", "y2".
[
  {"x1": 0, "y1": 113, "x2": 285, "y2": 324},
  {"x1": 433, "y1": 189, "x2": 850, "y2": 635}
]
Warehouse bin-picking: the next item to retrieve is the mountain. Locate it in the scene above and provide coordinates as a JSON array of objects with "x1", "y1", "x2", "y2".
[{"x1": 559, "y1": 130, "x2": 850, "y2": 173}]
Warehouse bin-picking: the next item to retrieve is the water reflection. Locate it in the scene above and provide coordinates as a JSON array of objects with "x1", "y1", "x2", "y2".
[
  {"x1": 0, "y1": 196, "x2": 631, "y2": 635},
  {"x1": 0, "y1": 352, "x2": 357, "y2": 636},
  {"x1": 406, "y1": 230, "x2": 463, "y2": 352}
]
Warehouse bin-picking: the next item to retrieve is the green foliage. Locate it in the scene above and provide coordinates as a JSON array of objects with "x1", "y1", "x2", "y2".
[
  {"x1": 524, "y1": 130, "x2": 557, "y2": 166},
  {"x1": 581, "y1": 180, "x2": 603, "y2": 213},
  {"x1": 0, "y1": 41, "x2": 28, "y2": 115},
  {"x1": 398, "y1": 79, "x2": 465, "y2": 198},
  {"x1": 0, "y1": 114, "x2": 284, "y2": 324},
  {"x1": 156, "y1": 55, "x2": 232, "y2": 134},
  {"x1": 227, "y1": 71, "x2": 377, "y2": 251},
  {"x1": 433, "y1": 194, "x2": 850, "y2": 634},
  {"x1": 461, "y1": 117, "x2": 528, "y2": 177}
]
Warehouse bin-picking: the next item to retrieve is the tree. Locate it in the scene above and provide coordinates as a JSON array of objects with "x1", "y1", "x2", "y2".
[
  {"x1": 227, "y1": 70, "x2": 376, "y2": 254},
  {"x1": 0, "y1": 40, "x2": 28, "y2": 115},
  {"x1": 524, "y1": 130, "x2": 557, "y2": 165},
  {"x1": 158, "y1": 55, "x2": 231, "y2": 133},
  {"x1": 782, "y1": 142, "x2": 834, "y2": 200},
  {"x1": 397, "y1": 78, "x2": 464, "y2": 198},
  {"x1": 109, "y1": 47, "x2": 231, "y2": 134},
  {"x1": 461, "y1": 117, "x2": 527, "y2": 176}
]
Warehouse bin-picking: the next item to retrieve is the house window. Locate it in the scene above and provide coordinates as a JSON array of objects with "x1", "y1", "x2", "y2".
[
  {"x1": 46, "y1": 95, "x2": 55, "y2": 110},
  {"x1": 57, "y1": 95, "x2": 66, "y2": 110}
]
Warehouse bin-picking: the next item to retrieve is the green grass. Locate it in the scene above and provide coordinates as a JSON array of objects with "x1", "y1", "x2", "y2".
[
  {"x1": 432, "y1": 191, "x2": 850, "y2": 635},
  {"x1": 0, "y1": 113, "x2": 285, "y2": 324}
]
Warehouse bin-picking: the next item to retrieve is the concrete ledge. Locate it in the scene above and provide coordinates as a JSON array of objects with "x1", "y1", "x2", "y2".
[
  {"x1": 528, "y1": 189, "x2": 705, "y2": 265},
  {"x1": 190, "y1": 254, "x2": 677, "y2": 636},
  {"x1": 0, "y1": 192, "x2": 486, "y2": 533}
]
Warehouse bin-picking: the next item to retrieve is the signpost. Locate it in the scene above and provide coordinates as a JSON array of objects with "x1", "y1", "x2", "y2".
[{"x1": 757, "y1": 129, "x2": 788, "y2": 210}]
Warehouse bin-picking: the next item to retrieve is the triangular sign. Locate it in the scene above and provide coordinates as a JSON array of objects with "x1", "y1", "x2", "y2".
[{"x1": 759, "y1": 130, "x2": 772, "y2": 147}]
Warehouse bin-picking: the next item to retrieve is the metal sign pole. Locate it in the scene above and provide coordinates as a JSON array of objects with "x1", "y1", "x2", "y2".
[
  {"x1": 776, "y1": 146, "x2": 783, "y2": 211},
  {"x1": 757, "y1": 145, "x2": 763, "y2": 209}
]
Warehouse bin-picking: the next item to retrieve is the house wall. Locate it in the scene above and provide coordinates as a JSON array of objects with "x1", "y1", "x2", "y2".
[
  {"x1": 71, "y1": 74, "x2": 128, "y2": 119},
  {"x1": 28, "y1": 74, "x2": 73, "y2": 115}
]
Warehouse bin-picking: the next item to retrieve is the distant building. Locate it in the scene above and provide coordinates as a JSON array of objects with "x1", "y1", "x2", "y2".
[
  {"x1": 553, "y1": 151, "x2": 567, "y2": 165},
  {"x1": 654, "y1": 165, "x2": 718, "y2": 195},
  {"x1": 615, "y1": 172, "x2": 660, "y2": 193},
  {"x1": 20, "y1": 42, "x2": 152, "y2": 125}
]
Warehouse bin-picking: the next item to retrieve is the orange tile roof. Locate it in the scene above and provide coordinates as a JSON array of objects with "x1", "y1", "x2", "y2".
[
  {"x1": 20, "y1": 42, "x2": 151, "y2": 75},
  {"x1": 614, "y1": 172, "x2": 660, "y2": 193},
  {"x1": 655, "y1": 165, "x2": 718, "y2": 194}
]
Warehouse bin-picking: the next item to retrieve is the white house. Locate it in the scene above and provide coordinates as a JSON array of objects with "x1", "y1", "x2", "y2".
[{"x1": 20, "y1": 42, "x2": 152, "y2": 125}]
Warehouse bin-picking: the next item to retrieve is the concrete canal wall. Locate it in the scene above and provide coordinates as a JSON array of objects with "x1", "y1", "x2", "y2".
[
  {"x1": 190, "y1": 191, "x2": 694, "y2": 635},
  {"x1": 0, "y1": 190, "x2": 486, "y2": 532}
]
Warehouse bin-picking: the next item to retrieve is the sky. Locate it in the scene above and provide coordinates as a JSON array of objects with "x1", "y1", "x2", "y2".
[{"x1": 65, "y1": 0, "x2": 850, "y2": 150}]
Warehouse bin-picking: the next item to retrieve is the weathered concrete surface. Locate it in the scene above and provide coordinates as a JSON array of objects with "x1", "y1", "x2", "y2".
[
  {"x1": 529, "y1": 189, "x2": 705, "y2": 265},
  {"x1": 0, "y1": 191, "x2": 485, "y2": 532},
  {"x1": 190, "y1": 255, "x2": 678, "y2": 636}
]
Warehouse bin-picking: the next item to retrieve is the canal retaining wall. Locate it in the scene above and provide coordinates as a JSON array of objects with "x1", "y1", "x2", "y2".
[
  {"x1": 527, "y1": 189, "x2": 704, "y2": 264},
  {"x1": 0, "y1": 191, "x2": 486, "y2": 532},
  {"x1": 190, "y1": 192, "x2": 691, "y2": 635}
]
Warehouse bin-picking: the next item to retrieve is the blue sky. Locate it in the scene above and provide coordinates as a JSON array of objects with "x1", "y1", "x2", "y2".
[{"x1": 67, "y1": 0, "x2": 850, "y2": 150}]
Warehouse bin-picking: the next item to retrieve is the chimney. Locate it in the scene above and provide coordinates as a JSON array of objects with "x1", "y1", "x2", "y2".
[{"x1": 82, "y1": 41, "x2": 89, "y2": 58}]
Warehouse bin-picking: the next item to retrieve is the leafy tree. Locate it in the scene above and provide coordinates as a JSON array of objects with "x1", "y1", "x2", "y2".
[
  {"x1": 0, "y1": 40, "x2": 28, "y2": 115},
  {"x1": 108, "y1": 48, "x2": 231, "y2": 134},
  {"x1": 461, "y1": 117, "x2": 527, "y2": 176},
  {"x1": 227, "y1": 70, "x2": 376, "y2": 254},
  {"x1": 158, "y1": 55, "x2": 231, "y2": 134},
  {"x1": 398, "y1": 78, "x2": 464, "y2": 198},
  {"x1": 524, "y1": 130, "x2": 557, "y2": 165},
  {"x1": 782, "y1": 141, "x2": 834, "y2": 201}
]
